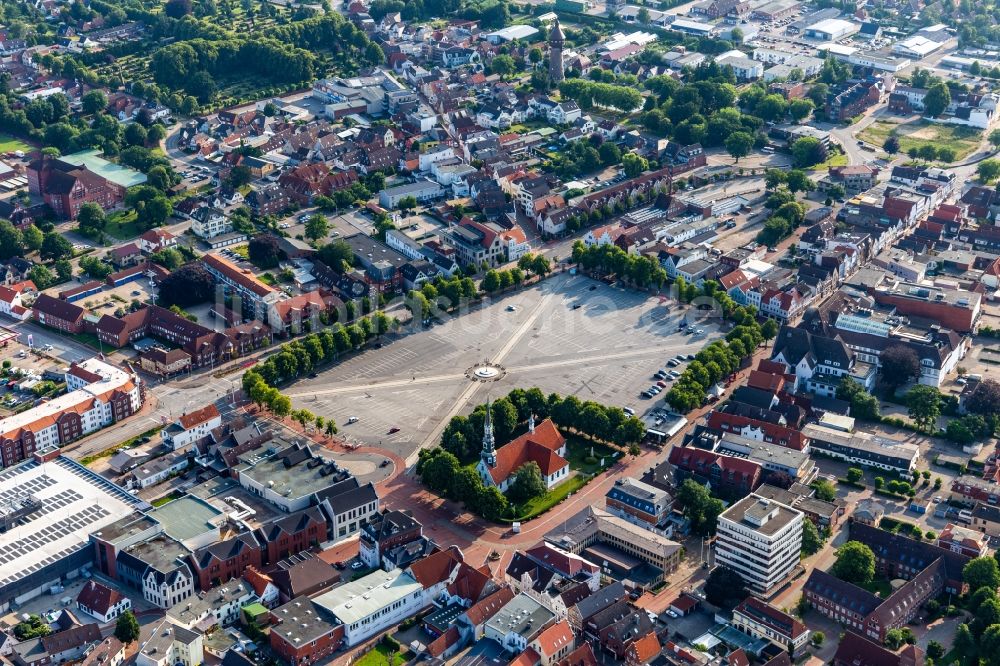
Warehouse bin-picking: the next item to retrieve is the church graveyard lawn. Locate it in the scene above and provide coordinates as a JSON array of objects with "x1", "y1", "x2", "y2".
[
  {"x1": 563, "y1": 436, "x2": 620, "y2": 475},
  {"x1": 510, "y1": 474, "x2": 589, "y2": 522},
  {"x1": 506, "y1": 435, "x2": 616, "y2": 522}
]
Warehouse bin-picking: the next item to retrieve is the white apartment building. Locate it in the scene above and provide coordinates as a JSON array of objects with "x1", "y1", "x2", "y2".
[
  {"x1": 0, "y1": 359, "x2": 142, "y2": 466},
  {"x1": 313, "y1": 569, "x2": 424, "y2": 646},
  {"x1": 190, "y1": 207, "x2": 232, "y2": 239},
  {"x1": 715, "y1": 494, "x2": 803, "y2": 595},
  {"x1": 162, "y1": 404, "x2": 222, "y2": 450},
  {"x1": 137, "y1": 622, "x2": 203, "y2": 666}
]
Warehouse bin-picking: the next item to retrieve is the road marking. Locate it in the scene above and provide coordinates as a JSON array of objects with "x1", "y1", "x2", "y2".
[{"x1": 407, "y1": 289, "x2": 557, "y2": 465}]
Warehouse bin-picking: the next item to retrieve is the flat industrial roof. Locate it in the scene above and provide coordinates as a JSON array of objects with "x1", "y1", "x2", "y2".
[
  {"x1": 145, "y1": 496, "x2": 223, "y2": 543},
  {"x1": 313, "y1": 568, "x2": 422, "y2": 626},
  {"x1": 486, "y1": 25, "x2": 539, "y2": 40},
  {"x1": 59, "y1": 149, "x2": 148, "y2": 188},
  {"x1": 0, "y1": 456, "x2": 146, "y2": 592}
]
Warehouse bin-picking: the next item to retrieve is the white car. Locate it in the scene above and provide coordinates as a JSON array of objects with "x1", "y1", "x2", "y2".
[
  {"x1": 623, "y1": 407, "x2": 635, "y2": 416},
  {"x1": 347, "y1": 416, "x2": 359, "y2": 424}
]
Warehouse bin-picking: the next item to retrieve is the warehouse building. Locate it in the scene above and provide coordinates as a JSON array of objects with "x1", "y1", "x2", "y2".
[
  {"x1": 805, "y1": 18, "x2": 859, "y2": 41},
  {"x1": 0, "y1": 449, "x2": 149, "y2": 612}
]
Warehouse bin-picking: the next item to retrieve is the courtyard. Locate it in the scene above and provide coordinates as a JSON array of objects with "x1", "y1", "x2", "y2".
[{"x1": 284, "y1": 272, "x2": 724, "y2": 464}]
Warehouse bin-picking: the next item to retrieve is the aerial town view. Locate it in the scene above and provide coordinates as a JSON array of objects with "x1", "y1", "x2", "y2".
[{"x1": 4, "y1": 0, "x2": 1000, "y2": 664}]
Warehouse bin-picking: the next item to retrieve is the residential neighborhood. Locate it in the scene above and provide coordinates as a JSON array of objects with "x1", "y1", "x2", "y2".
[{"x1": 2, "y1": 0, "x2": 1000, "y2": 664}]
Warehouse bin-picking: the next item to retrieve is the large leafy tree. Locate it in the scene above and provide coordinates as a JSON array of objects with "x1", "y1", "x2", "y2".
[
  {"x1": 677, "y1": 479, "x2": 725, "y2": 536},
  {"x1": 880, "y1": 345, "x2": 921, "y2": 389},
  {"x1": 704, "y1": 566, "x2": 748, "y2": 608},
  {"x1": 831, "y1": 541, "x2": 875, "y2": 585},
  {"x1": 924, "y1": 82, "x2": 951, "y2": 117},
  {"x1": 114, "y1": 611, "x2": 141, "y2": 645},
  {"x1": 508, "y1": 462, "x2": 547, "y2": 504},
  {"x1": 965, "y1": 556, "x2": 1000, "y2": 593},
  {"x1": 248, "y1": 234, "x2": 285, "y2": 269},
  {"x1": 157, "y1": 263, "x2": 216, "y2": 307},
  {"x1": 800, "y1": 519, "x2": 824, "y2": 556},
  {"x1": 905, "y1": 385, "x2": 942, "y2": 433},
  {"x1": 724, "y1": 132, "x2": 753, "y2": 162}
]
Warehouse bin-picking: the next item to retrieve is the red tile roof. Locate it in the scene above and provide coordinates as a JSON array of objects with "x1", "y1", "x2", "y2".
[
  {"x1": 464, "y1": 586, "x2": 515, "y2": 626},
  {"x1": 524, "y1": 543, "x2": 598, "y2": 578},
  {"x1": 202, "y1": 253, "x2": 276, "y2": 297},
  {"x1": 706, "y1": 411, "x2": 806, "y2": 450},
  {"x1": 556, "y1": 643, "x2": 598, "y2": 666},
  {"x1": 510, "y1": 647, "x2": 541, "y2": 666},
  {"x1": 447, "y1": 562, "x2": 493, "y2": 602},
  {"x1": 625, "y1": 631, "x2": 659, "y2": 664},
  {"x1": 727, "y1": 648, "x2": 750, "y2": 666},
  {"x1": 178, "y1": 403, "x2": 220, "y2": 430},
  {"x1": 833, "y1": 630, "x2": 924, "y2": 666},
  {"x1": 486, "y1": 419, "x2": 567, "y2": 485},
  {"x1": 76, "y1": 580, "x2": 124, "y2": 616},
  {"x1": 669, "y1": 594, "x2": 699, "y2": 613},
  {"x1": 408, "y1": 546, "x2": 462, "y2": 589},
  {"x1": 667, "y1": 447, "x2": 761, "y2": 482},
  {"x1": 747, "y1": 370, "x2": 784, "y2": 393},
  {"x1": 534, "y1": 620, "x2": 574, "y2": 658},
  {"x1": 427, "y1": 626, "x2": 461, "y2": 658},
  {"x1": 734, "y1": 597, "x2": 807, "y2": 641},
  {"x1": 719, "y1": 270, "x2": 750, "y2": 290},
  {"x1": 244, "y1": 566, "x2": 274, "y2": 597}
]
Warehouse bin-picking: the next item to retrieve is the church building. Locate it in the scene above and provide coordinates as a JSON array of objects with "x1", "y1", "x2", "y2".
[{"x1": 477, "y1": 407, "x2": 570, "y2": 493}]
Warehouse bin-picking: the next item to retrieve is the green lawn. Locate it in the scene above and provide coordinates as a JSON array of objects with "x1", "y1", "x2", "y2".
[
  {"x1": 104, "y1": 211, "x2": 144, "y2": 240},
  {"x1": 354, "y1": 645, "x2": 409, "y2": 666},
  {"x1": 0, "y1": 133, "x2": 31, "y2": 153},
  {"x1": 810, "y1": 149, "x2": 848, "y2": 170},
  {"x1": 860, "y1": 578, "x2": 893, "y2": 598},
  {"x1": 564, "y1": 437, "x2": 619, "y2": 474},
  {"x1": 152, "y1": 490, "x2": 184, "y2": 507},
  {"x1": 511, "y1": 474, "x2": 588, "y2": 521},
  {"x1": 857, "y1": 119, "x2": 982, "y2": 162}
]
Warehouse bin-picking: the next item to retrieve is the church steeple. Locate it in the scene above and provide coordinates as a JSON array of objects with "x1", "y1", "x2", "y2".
[{"x1": 481, "y1": 399, "x2": 497, "y2": 467}]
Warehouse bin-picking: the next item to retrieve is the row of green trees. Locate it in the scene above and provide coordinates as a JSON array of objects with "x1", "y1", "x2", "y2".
[
  {"x1": 558, "y1": 79, "x2": 644, "y2": 113},
  {"x1": 665, "y1": 307, "x2": 778, "y2": 412},
  {"x1": 404, "y1": 274, "x2": 479, "y2": 321},
  {"x1": 570, "y1": 241, "x2": 668, "y2": 289},
  {"x1": 243, "y1": 371, "x2": 339, "y2": 437},
  {"x1": 247, "y1": 313, "x2": 394, "y2": 387}
]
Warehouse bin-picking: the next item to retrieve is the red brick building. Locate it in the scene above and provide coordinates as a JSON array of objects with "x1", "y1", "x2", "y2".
[
  {"x1": 28, "y1": 157, "x2": 126, "y2": 220},
  {"x1": 257, "y1": 507, "x2": 329, "y2": 565},
  {"x1": 32, "y1": 294, "x2": 85, "y2": 333},
  {"x1": 190, "y1": 532, "x2": 263, "y2": 590},
  {"x1": 664, "y1": 447, "x2": 763, "y2": 499},
  {"x1": 705, "y1": 412, "x2": 807, "y2": 451},
  {"x1": 270, "y1": 597, "x2": 344, "y2": 665}
]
